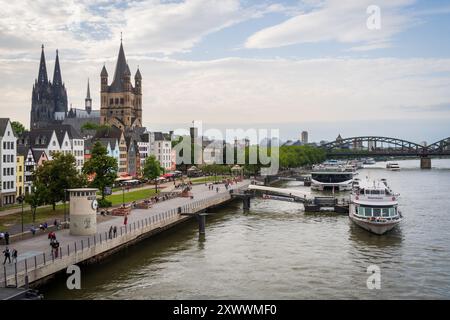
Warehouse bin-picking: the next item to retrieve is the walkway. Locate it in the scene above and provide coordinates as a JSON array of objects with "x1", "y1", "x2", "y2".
[{"x1": 1, "y1": 180, "x2": 249, "y2": 287}]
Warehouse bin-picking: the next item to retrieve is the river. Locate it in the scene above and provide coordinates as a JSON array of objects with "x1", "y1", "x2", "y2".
[{"x1": 41, "y1": 159, "x2": 450, "y2": 299}]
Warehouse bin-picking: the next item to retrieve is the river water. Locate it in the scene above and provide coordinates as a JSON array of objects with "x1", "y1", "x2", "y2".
[{"x1": 42, "y1": 159, "x2": 450, "y2": 299}]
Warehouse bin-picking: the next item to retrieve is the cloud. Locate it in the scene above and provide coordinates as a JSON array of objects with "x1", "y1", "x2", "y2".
[
  {"x1": 3, "y1": 55, "x2": 450, "y2": 129},
  {"x1": 0, "y1": 0, "x2": 275, "y2": 58},
  {"x1": 245, "y1": 0, "x2": 416, "y2": 50}
]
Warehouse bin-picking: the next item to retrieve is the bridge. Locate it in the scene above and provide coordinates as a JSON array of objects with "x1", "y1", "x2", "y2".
[{"x1": 320, "y1": 136, "x2": 450, "y2": 168}]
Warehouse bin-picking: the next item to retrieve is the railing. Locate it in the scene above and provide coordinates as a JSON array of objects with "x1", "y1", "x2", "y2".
[{"x1": 1, "y1": 184, "x2": 248, "y2": 288}]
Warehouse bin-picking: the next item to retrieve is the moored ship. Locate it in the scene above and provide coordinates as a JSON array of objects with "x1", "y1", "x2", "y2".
[{"x1": 349, "y1": 178, "x2": 403, "y2": 235}]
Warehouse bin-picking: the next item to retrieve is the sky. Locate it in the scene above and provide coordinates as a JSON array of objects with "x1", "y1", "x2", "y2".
[{"x1": 1, "y1": 0, "x2": 450, "y2": 143}]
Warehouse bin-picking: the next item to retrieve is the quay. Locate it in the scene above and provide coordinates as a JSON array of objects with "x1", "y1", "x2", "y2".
[
  {"x1": 247, "y1": 184, "x2": 349, "y2": 214},
  {"x1": 0, "y1": 180, "x2": 250, "y2": 290}
]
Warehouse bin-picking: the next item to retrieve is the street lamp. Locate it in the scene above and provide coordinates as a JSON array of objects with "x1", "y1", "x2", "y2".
[
  {"x1": 122, "y1": 187, "x2": 125, "y2": 207},
  {"x1": 63, "y1": 189, "x2": 67, "y2": 225},
  {"x1": 17, "y1": 194, "x2": 25, "y2": 235}
]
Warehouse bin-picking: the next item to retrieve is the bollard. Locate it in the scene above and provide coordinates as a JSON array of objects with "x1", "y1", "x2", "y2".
[
  {"x1": 88, "y1": 237, "x2": 90, "y2": 248},
  {"x1": 25, "y1": 258, "x2": 29, "y2": 272},
  {"x1": 67, "y1": 244, "x2": 70, "y2": 256},
  {"x1": 121, "y1": 226, "x2": 123, "y2": 236},
  {"x1": 60, "y1": 247, "x2": 62, "y2": 259},
  {"x1": 14, "y1": 263, "x2": 18, "y2": 287},
  {"x1": 43, "y1": 253, "x2": 46, "y2": 265},
  {"x1": 34, "y1": 256, "x2": 37, "y2": 269},
  {"x1": 75, "y1": 242, "x2": 77, "y2": 253},
  {"x1": 81, "y1": 240, "x2": 84, "y2": 251},
  {"x1": 100, "y1": 233, "x2": 102, "y2": 244},
  {"x1": 94, "y1": 235, "x2": 96, "y2": 246}
]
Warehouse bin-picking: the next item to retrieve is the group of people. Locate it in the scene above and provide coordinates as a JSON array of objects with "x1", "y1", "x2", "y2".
[
  {"x1": 108, "y1": 226, "x2": 118, "y2": 239},
  {"x1": 2, "y1": 247, "x2": 17, "y2": 265},
  {"x1": 49, "y1": 231, "x2": 60, "y2": 258}
]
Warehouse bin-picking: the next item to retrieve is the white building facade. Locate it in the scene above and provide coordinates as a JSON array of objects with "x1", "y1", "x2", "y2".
[{"x1": 0, "y1": 119, "x2": 17, "y2": 206}]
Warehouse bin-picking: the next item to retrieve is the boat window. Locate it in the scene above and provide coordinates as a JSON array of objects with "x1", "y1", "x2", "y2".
[
  {"x1": 389, "y1": 208, "x2": 397, "y2": 217},
  {"x1": 382, "y1": 208, "x2": 390, "y2": 217},
  {"x1": 373, "y1": 208, "x2": 381, "y2": 217}
]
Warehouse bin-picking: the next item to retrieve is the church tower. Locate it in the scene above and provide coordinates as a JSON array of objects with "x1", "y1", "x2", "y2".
[
  {"x1": 85, "y1": 79, "x2": 92, "y2": 113},
  {"x1": 100, "y1": 39, "x2": 142, "y2": 131},
  {"x1": 30, "y1": 46, "x2": 68, "y2": 129},
  {"x1": 31, "y1": 45, "x2": 54, "y2": 129}
]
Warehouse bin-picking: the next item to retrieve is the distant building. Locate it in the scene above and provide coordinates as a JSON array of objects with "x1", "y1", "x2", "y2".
[
  {"x1": 301, "y1": 131, "x2": 308, "y2": 144},
  {"x1": 18, "y1": 124, "x2": 85, "y2": 172},
  {"x1": 16, "y1": 153, "x2": 24, "y2": 197},
  {"x1": 0, "y1": 119, "x2": 17, "y2": 206},
  {"x1": 100, "y1": 40, "x2": 142, "y2": 131},
  {"x1": 149, "y1": 132, "x2": 173, "y2": 170},
  {"x1": 30, "y1": 45, "x2": 100, "y2": 132},
  {"x1": 18, "y1": 146, "x2": 48, "y2": 195}
]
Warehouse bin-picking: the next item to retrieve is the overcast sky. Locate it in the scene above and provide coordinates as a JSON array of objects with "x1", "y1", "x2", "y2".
[{"x1": 1, "y1": 0, "x2": 450, "y2": 143}]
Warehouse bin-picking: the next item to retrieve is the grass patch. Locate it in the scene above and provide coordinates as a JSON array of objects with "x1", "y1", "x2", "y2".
[
  {"x1": 0, "y1": 205, "x2": 66, "y2": 231},
  {"x1": 104, "y1": 188, "x2": 159, "y2": 206}
]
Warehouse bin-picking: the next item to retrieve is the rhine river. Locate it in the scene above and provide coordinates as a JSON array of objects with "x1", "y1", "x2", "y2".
[{"x1": 42, "y1": 159, "x2": 450, "y2": 299}]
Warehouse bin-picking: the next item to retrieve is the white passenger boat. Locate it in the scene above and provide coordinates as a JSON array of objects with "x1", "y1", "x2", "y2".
[
  {"x1": 386, "y1": 162, "x2": 400, "y2": 171},
  {"x1": 363, "y1": 157, "x2": 376, "y2": 165},
  {"x1": 311, "y1": 165, "x2": 354, "y2": 191},
  {"x1": 349, "y1": 179, "x2": 403, "y2": 235}
]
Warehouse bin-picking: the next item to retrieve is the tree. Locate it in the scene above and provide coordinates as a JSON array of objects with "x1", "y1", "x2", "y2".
[
  {"x1": 11, "y1": 121, "x2": 26, "y2": 136},
  {"x1": 83, "y1": 141, "x2": 118, "y2": 200},
  {"x1": 142, "y1": 155, "x2": 164, "y2": 193},
  {"x1": 33, "y1": 152, "x2": 86, "y2": 210},
  {"x1": 81, "y1": 122, "x2": 111, "y2": 132},
  {"x1": 25, "y1": 188, "x2": 46, "y2": 223}
]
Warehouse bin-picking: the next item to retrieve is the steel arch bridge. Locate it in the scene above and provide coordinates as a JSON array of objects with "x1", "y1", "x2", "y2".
[{"x1": 321, "y1": 136, "x2": 450, "y2": 157}]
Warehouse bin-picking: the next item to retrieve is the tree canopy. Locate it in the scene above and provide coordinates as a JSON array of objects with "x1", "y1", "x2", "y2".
[
  {"x1": 11, "y1": 121, "x2": 26, "y2": 136},
  {"x1": 32, "y1": 152, "x2": 86, "y2": 210},
  {"x1": 83, "y1": 141, "x2": 118, "y2": 200},
  {"x1": 142, "y1": 155, "x2": 164, "y2": 192}
]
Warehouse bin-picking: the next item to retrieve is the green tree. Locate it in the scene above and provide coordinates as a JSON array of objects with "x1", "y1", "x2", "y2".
[
  {"x1": 25, "y1": 187, "x2": 46, "y2": 223},
  {"x1": 33, "y1": 152, "x2": 86, "y2": 210},
  {"x1": 81, "y1": 122, "x2": 111, "y2": 132},
  {"x1": 142, "y1": 155, "x2": 164, "y2": 193},
  {"x1": 11, "y1": 121, "x2": 26, "y2": 136},
  {"x1": 83, "y1": 141, "x2": 118, "y2": 200}
]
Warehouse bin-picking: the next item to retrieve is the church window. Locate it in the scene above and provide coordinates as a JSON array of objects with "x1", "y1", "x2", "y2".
[
  {"x1": 120, "y1": 98, "x2": 124, "y2": 104},
  {"x1": 115, "y1": 98, "x2": 119, "y2": 104},
  {"x1": 110, "y1": 98, "x2": 113, "y2": 105}
]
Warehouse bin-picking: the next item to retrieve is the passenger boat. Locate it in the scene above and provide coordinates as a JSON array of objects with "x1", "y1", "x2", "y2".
[
  {"x1": 386, "y1": 162, "x2": 400, "y2": 171},
  {"x1": 363, "y1": 157, "x2": 376, "y2": 165},
  {"x1": 311, "y1": 165, "x2": 354, "y2": 191},
  {"x1": 349, "y1": 178, "x2": 403, "y2": 235}
]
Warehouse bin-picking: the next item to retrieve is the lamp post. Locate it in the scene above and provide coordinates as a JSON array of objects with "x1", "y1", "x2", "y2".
[
  {"x1": 122, "y1": 187, "x2": 125, "y2": 207},
  {"x1": 63, "y1": 189, "x2": 67, "y2": 225},
  {"x1": 17, "y1": 194, "x2": 24, "y2": 235}
]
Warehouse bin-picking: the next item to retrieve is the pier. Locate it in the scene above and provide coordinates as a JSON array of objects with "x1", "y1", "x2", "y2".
[{"x1": 0, "y1": 180, "x2": 249, "y2": 289}]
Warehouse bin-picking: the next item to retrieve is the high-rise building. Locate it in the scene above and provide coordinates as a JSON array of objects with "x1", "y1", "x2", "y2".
[
  {"x1": 100, "y1": 40, "x2": 142, "y2": 131},
  {"x1": 301, "y1": 131, "x2": 308, "y2": 144}
]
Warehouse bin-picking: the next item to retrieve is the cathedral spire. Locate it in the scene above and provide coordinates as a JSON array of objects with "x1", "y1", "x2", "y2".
[
  {"x1": 85, "y1": 78, "x2": 92, "y2": 113},
  {"x1": 38, "y1": 44, "x2": 48, "y2": 84},
  {"x1": 53, "y1": 49, "x2": 62, "y2": 86},
  {"x1": 86, "y1": 78, "x2": 91, "y2": 99},
  {"x1": 109, "y1": 40, "x2": 128, "y2": 92}
]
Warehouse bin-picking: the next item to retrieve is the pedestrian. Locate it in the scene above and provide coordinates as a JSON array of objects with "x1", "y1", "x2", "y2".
[
  {"x1": 53, "y1": 241, "x2": 59, "y2": 258},
  {"x1": 3, "y1": 247, "x2": 11, "y2": 264},
  {"x1": 109, "y1": 226, "x2": 113, "y2": 239},
  {"x1": 113, "y1": 226, "x2": 117, "y2": 238},
  {"x1": 11, "y1": 249, "x2": 17, "y2": 263},
  {"x1": 216, "y1": 187, "x2": 219, "y2": 193},
  {"x1": 124, "y1": 215, "x2": 128, "y2": 225},
  {"x1": 30, "y1": 225, "x2": 36, "y2": 236},
  {"x1": 4, "y1": 232, "x2": 9, "y2": 245},
  {"x1": 53, "y1": 219, "x2": 58, "y2": 227}
]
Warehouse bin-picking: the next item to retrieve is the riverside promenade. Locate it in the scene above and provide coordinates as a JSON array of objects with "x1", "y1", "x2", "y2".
[{"x1": 0, "y1": 180, "x2": 250, "y2": 288}]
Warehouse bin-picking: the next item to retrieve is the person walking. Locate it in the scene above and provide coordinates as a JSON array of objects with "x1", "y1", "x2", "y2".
[
  {"x1": 11, "y1": 249, "x2": 17, "y2": 263},
  {"x1": 4, "y1": 232, "x2": 9, "y2": 245},
  {"x1": 109, "y1": 226, "x2": 113, "y2": 239},
  {"x1": 113, "y1": 226, "x2": 117, "y2": 238},
  {"x1": 3, "y1": 247, "x2": 11, "y2": 264},
  {"x1": 124, "y1": 215, "x2": 128, "y2": 225}
]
